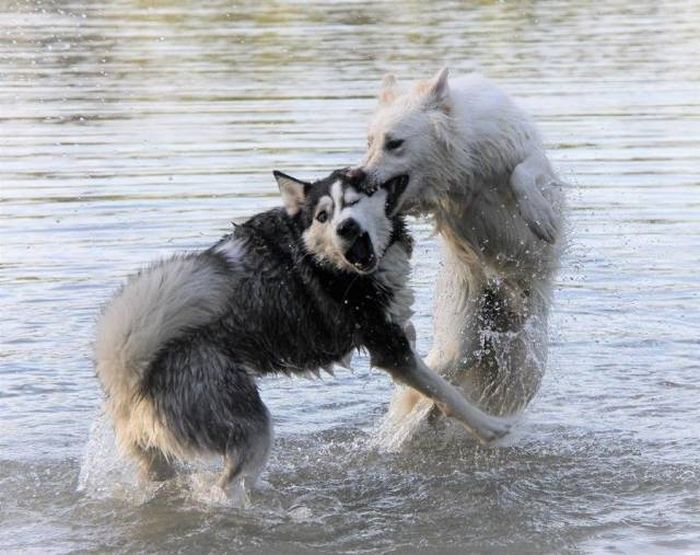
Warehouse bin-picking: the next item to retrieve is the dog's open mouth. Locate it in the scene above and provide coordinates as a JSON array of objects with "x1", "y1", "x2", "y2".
[
  {"x1": 382, "y1": 175, "x2": 410, "y2": 213},
  {"x1": 344, "y1": 231, "x2": 377, "y2": 272},
  {"x1": 383, "y1": 174, "x2": 409, "y2": 189}
]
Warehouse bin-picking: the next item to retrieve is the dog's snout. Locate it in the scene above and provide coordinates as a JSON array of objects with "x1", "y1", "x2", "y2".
[
  {"x1": 337, "y1": 218, "x2": 361, "y2": 241},
  {"x1": 345, "y1": 168, "x2": 366, "y2": 186}
]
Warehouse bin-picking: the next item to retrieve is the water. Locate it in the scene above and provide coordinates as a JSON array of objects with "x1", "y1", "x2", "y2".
[{"x1": 2, "y1": 1, "x2": 699, "y2": 552}]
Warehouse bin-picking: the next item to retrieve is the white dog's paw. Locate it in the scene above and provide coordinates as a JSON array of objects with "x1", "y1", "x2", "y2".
[
  {"x1": 512, "y1": 185, "x2": 559, "y2": 243},
  {"x1": 524, "y1": 208, "x2": 559, "y2": 244},
  {"x1": 510, "y1": 156, "x2": 561, "y2": 244}
]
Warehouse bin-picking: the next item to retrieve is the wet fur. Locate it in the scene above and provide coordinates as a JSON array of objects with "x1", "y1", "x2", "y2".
[
  {"x1": 95, "y1": 171, "x2": 419, "y2": 489},
  {"x1": 362, "y1": 69, "x2": 565, "y2": 438}
]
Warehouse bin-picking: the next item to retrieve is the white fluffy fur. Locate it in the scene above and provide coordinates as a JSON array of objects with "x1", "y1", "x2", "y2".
[
  {"x1": 363, "y1": 68, "x2": 565, "y2": 442},
  {"x1": 95, "y1": 251, "x2": 238, "y2": 459}
]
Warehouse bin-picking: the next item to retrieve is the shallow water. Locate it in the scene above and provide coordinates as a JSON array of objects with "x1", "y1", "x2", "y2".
[{"x1": 2, "y1": 1, "x2": 699, "y2": 552}]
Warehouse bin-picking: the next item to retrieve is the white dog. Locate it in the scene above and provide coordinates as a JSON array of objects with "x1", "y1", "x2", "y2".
[{"x1": 354, "y1": 68, "x2": 565, "y2": 445}]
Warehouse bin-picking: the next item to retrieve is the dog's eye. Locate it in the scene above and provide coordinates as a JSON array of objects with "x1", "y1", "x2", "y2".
[
  {"x1": 385, "y1": 138, "x2": 404, "y2": 151},
  {"x1": 345, "y1": 199, "x2": 360, "y2": 208},
  {"x1": 316, "y1": 210, "x2": 329, "y2": 223}
]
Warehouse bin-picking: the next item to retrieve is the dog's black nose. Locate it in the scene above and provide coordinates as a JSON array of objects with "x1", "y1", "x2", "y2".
[
  {"x1": 345, "y1": 168, "x2": 366, "y2": 186},
  {"x1": 337, "y1": 218, "x2": 361, "y2": 241}
]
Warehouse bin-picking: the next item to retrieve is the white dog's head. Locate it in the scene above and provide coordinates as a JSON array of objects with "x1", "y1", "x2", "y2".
[{"x1": 355, "y1": 67, "x2": 454, "y2": 214}]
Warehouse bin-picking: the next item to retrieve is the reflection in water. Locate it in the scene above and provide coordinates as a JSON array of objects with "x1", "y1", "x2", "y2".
[{"x1": 1, "y1": 0, "x2": 699, "y2": 552}]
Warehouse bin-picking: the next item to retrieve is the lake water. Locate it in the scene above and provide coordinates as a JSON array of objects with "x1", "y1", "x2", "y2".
[{"x1": 1, "y1": 1, "x2": 699, "y2": 552}]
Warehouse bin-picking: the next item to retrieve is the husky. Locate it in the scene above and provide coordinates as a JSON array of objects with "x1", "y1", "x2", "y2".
[
  {"x1": 94, "y1": 168, "x2": 511, "y2": 491},
  {"x1": 352, "y1": 68, "x2": 565, "y2": 441}
]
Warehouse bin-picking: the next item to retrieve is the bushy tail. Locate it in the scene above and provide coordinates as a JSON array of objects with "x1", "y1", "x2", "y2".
[{"x1": 94, "y1": 253, "x2": 232, "y2": 399}]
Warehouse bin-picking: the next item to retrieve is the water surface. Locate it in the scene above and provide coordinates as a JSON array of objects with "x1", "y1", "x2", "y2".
[{"x1": 2, "y1": 1, "x2": 699, "y2": 552}]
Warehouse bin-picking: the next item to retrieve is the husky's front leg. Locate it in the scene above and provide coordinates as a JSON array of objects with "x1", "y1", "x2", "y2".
[
  {"x1": 365, "y1": 324, "x2": 511, "y2": 444},
  {"x1": 395, "y1": 353, "x2": 511, "y2": 444}
]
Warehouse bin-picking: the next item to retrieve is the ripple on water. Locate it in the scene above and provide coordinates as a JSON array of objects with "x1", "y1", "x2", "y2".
[{"x1": 2, "y1": 0, "x2": 700, "y2": 552}]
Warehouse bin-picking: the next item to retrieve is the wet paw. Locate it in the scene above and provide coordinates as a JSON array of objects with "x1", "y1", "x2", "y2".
[{"x1": 472, "y1": 416, "x2": 512, "y2": 444}]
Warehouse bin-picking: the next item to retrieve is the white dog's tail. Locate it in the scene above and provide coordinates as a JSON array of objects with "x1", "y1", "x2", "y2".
[{"x1": 94, "y1": 253, "x2": 233, "y2": 400}]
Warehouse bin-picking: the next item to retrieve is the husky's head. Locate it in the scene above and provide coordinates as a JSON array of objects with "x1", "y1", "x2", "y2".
[
  {"x1": 354, "y1": 67, "x2": 453, "y2": 214},
  {"x1": 273, "y1": 169, "x2": 407, "y2": 274}
]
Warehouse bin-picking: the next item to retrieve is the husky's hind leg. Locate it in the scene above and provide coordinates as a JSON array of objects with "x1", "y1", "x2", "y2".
[
  {"x1": 216, "y1": 410, "x2": 273, "y2": 492},
  {"x1": 130, "y1": 444, "x2": 174, "y2": 483},
  {"x1": 150, "y1": 343, "x2": 275, "y2": 494},
  {"x1": 217, "y1": 455, "x2": 244, "y2": 489}
]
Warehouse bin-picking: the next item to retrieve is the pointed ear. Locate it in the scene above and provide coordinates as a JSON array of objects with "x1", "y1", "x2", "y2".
[
  {"x1": 426, "y1": 67, "x2": 450, "y2": 110},
  {"x1": 379, "y1": 73, "x2": 398, "y2": 106},
  {"x1": 273, "y1": 170, "x2": 308, "y2": 216}
]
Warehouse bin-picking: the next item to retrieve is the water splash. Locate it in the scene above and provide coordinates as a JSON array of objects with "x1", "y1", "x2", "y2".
[
  {"x1": 372, "y1": 306, "x2": 548, "y2": 452},
  {"x1": 77, "y1": 409, "x2": 161, "y2": 503},
  {"x1": 185, "y1": 471, "x2": 250, "y2": 508},
  {"x1": 77, "y1": 410, "x2": 251, "y2": 508}
]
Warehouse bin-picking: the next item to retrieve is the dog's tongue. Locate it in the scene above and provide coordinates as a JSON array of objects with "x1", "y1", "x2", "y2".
[{"x1": 345, "y1": 232, "x2": 376, "y2": 271}]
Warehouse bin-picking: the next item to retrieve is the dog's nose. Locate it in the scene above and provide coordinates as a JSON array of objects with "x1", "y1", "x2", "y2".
[
  {"x1": 337, "y1": 218, "x2": 361, "y2": 241},
  {"x1": 345, "y1": 168, "x2": 366, "y2": 186}
]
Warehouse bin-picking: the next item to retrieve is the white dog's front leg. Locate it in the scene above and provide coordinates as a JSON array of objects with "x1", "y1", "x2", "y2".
[{"x1": 510, "y1": 152, "x2": 561, "y2": 244}]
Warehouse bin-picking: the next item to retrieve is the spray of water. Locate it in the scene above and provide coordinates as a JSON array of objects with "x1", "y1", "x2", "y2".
[
  {"x1": 77, "y1": 409, "x2": 252, "y2": 508},
  {"x1": 373, "y1": 305, "x2": 549, "y2": 451}
]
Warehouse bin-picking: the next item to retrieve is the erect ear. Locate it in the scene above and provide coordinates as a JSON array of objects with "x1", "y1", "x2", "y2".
[
  {"x1": 425, "y1": 67, "x2": 450, "y2": 111},
  {"x1": 378, "y1": 73, "x2": 398, "y2": 106},
  {"x1": 273, "y1": 170, "x2": 309, "y2": 216}
]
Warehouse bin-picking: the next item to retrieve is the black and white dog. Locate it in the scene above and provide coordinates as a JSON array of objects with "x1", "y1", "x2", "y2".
[{"x1": 94, "y1": 169, "x2": 509, "y2": 492}]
